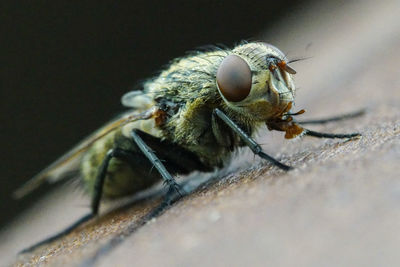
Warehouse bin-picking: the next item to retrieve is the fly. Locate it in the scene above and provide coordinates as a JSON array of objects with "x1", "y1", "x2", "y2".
[{"x1": 15, "y1": 42, "x2": 362, "y2": 253}]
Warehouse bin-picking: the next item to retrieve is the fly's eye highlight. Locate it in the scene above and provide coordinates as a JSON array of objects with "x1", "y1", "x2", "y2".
[{"x1": 216, "y1": 54, "x2": 252, "y2": 102}]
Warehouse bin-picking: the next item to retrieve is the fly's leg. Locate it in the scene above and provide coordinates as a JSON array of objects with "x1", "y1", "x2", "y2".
[
  {"x1": 22, "y1": 131, "x2": 198, "y2": 253},
  {"x1": 20, "y1": 148, "x2": 138, "y2": 254},
  {"x1": 91, "y1": 148, "x2": 140, "y2": 214},
  {"x1": 130, "y1": 130, "x2": 183, "y2": 204},
  {"x1": 304, "y1": 129, "x2": 361, "y2": 139},
  {"x1": 296, "y1": 109, "x2": 364, "y2": 138},
  {"x1": 92, "y1": 142, "x2": 184, "y2": 212},
  {"x1": 213, "y1": 108, "x2": 292, "y2": 171},
  {"x1": 20, "y1": 213, "x2": 94, "y2": 253},
  {"x1": 296, "y1": 109, "x2": 365, "y2": 125}
]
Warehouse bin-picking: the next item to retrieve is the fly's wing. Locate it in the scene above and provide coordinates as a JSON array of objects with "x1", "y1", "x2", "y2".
[
  {"x1": 13, "y1": 107, "x2": 157, "y2": 199},
  {"x1": 121, "y1": 90, "x2": 153, "y2": 109}
]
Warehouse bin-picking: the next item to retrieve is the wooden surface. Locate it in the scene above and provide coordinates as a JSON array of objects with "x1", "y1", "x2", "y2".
[{"x1": 2, "y1": 1, "x2": 400, "y2": 266}]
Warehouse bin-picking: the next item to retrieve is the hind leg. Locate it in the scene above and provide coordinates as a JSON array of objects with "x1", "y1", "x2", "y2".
[{"x1": 20, "y1": 148, "x2": 143, "y2": 253}]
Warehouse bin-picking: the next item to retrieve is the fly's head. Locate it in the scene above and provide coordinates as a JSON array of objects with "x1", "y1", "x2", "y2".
[{"x1": 216, "y1": 42, "x2": 304, "y2": 138}]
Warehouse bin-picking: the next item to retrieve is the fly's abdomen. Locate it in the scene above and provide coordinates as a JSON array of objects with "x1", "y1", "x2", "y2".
[{"x1": 80, "y1": 130, "x2": 161, "y2": 198}]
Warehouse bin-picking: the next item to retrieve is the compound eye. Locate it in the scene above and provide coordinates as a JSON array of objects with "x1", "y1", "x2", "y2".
[{"x1": 216, "y1": 55, "x2": 252, "y2": 102}]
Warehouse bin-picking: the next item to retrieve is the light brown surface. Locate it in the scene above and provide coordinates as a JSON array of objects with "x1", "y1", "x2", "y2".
[{"x1": 2, "y1": 1, "x2": 400, "y2": 266}]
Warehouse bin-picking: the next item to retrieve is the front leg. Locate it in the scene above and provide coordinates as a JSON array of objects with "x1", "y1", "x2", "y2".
[
  {"x1": 213, "y1": 108, "x2": 292, "y2": 171},
  {"x1": 296, "y1": 110, "x2": 363, "y2": 139},
  {"x1": 304, "y1": 129, "x2": 360, "y2": 139}
]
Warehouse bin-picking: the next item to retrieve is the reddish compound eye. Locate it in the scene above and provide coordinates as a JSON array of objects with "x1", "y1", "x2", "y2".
[{"x1": 216, "y1": 55, "x2": 252, "y2": 102}]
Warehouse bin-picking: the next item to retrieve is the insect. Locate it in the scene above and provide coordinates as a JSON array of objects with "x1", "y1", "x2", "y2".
[{"x1": 15, "y1": 42, "x2": 361, "y2": 252}]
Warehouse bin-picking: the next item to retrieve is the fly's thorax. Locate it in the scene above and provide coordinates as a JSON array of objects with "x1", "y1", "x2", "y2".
[
  {"x1": 216, "y1": 42, "x2": 296, "y2": 122},
  {"x1": 144, "y1": 50, "x2": 225, "y2": 90}
]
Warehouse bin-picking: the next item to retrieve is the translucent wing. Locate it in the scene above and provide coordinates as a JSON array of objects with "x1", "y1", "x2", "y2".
[
  {"x1": 13, "y1": 108, "x2": 157, "y2": 199},
  {"x1": 121, "y1": 90, "x2": 153, "y2": 109}
]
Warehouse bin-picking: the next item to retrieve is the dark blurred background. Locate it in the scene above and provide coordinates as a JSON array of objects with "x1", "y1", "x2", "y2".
[{"x1": 0, "y1": 0, "x2": 311, "y2": 228}]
